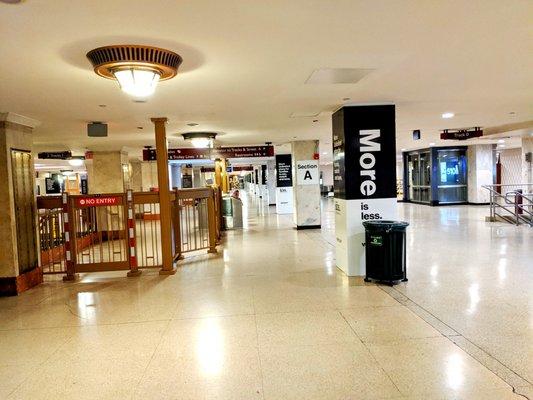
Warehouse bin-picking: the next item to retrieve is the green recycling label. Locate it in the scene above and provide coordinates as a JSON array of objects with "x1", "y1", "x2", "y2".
[{"x1": 370, "y1": 235, "x2": 383, "y2": 246}]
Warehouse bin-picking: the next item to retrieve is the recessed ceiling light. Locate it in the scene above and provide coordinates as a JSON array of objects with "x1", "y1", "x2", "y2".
[
  {"x1": 322, "y1": 152, "x2": 327, "y2": 155},
  {"x1": 429, "y1": 142, "x2": 436, "y2": 146},
  {"x1": 342, "y1": 97, "x2": 351, "y2": 101},
  {"x1": 137, "y1": 126, "x2": 143, "y2": 130},
  {"x1": 401, "y1": 148, "x2": 406, "y2": 151},
  {"x1": 98, "y1": 104, "x2": 107, "y2": 108},
  {"x1": 497, "y1": 139, "x2": 505, "y2": 143},
  {"x1": 133, "y1": 99, "x2": 147, "y2": 103},
  {"x1": 509, "y1": 112, "x2": 516, "y2": 115},
  {"x1": 441, "y1": 112, "x2": 454, "y2": 119},
  {"x1": 187, "y1": 122, "x2": 199, "y2": 127},
  {"x1": 312, "y1": 119, "x2": 318, "y2": 123},
  {"x1": 498, "y1": 144, "x2": 506, "y2": 148}
]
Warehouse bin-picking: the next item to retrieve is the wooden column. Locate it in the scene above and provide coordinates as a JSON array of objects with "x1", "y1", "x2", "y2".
[{"x1": 151, "y1": 117, "x2": 176, "y2": 275}]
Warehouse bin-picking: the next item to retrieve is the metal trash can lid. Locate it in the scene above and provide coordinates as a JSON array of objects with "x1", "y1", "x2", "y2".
[{"x1": 362, "y1": 220, "x2": 409, "y2": 230}]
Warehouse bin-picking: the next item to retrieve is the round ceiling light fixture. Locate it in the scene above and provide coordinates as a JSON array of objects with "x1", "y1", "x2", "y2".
[
  {"x1": 182, "y1": 132, "x2": 217, "y2": 149},
  {"x1": 86, "y1": 45, "x2": 182, "y2": 98}
]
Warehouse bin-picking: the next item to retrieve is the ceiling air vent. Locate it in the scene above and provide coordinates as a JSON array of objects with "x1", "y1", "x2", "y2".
[{"x1": 305, "y1": 68, "x2": 374, "y2": 84}]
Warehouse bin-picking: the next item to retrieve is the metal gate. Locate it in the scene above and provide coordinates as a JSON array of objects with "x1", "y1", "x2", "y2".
[{"x1": 66, "y1": 193, "x2": 130, "y2": 275}]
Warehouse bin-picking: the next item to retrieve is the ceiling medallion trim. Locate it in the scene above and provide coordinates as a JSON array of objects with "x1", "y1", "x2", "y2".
[{"x1": 86, "y1": 44, "x2": 182, "y2": 81}]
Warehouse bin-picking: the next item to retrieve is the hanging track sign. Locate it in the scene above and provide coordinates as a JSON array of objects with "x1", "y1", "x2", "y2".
[{"x1": 332, "y1": 105, "x2": 398, "y2": 276}]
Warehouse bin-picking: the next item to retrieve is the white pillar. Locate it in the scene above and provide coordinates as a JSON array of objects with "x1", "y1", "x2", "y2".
[
  {"x1": 267, "y1": 160, "x2": 277, "y2": 205},
  {"x1": 467, "y1": 145, "x2": 494, "y2": 204},
  {"x1": 291, "y1": 141, "x2": 321, "y2": 229}
]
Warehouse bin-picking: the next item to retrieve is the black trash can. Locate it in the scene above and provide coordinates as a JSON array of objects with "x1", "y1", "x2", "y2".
[{"x1": 362, "y1": 220, "x2": 409, "y2": 285}]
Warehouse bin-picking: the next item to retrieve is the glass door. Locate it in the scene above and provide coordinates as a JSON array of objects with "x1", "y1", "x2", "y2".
[
  {"x1": 436, "y1": 149, "x2": 467, "y2": 203},
  {"x1": 407, "y1": 152, "x2": 431, "y2": 203}
]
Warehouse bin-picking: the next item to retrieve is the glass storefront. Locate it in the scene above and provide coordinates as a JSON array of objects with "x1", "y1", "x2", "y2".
[{"x1": 403, "y1": 147, "x2": 467, "y2": 205}]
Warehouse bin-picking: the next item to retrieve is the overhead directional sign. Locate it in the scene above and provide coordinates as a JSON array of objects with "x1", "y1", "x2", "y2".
[
  {"x1": 38, "y1": 151, "x2": 72, "y2": 160},
  {"x1": 143, "y1": 146, "x2": 274, "y2": 161},
  {"x1": 440, "y1": 127, "x2": 483, "y2": 140}
]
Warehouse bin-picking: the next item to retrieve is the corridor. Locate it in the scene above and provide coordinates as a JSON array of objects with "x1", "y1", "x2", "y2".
[{"x1": 0, "y1": 196, "x2": 531, "y2": 399}]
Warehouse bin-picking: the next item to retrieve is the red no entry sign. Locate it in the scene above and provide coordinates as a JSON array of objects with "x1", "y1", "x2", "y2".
[{"x1": 75, "y1": 196, "x2": 122, "y2": 208}]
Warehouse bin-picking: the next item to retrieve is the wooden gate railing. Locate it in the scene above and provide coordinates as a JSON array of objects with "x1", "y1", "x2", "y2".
[{"x1": 36, "y1": 187, "x2": 221, "y2": 279}]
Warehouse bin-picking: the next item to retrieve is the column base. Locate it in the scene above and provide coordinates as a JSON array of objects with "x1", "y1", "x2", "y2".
[
  {"x1": 62, "y1": 273, "x2": 79, "y2": 282},
  {"x1": 127, "y1": 270, "x2": 142, "y2": 277},
  {"x1": 159, "y1": 267, "x2": 177, "y2": 275},
  {"x1": 0, "y1": 266, "x2": 43, "y2": 296},
  {"x1": 295, "y1": 225, "x2": 321, "y2": 230}
]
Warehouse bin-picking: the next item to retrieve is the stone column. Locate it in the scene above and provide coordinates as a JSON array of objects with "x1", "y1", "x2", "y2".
[
  {"x1": 141, "y1": 161, "x2": 158, "y2": 191},
  {"x1": 291, "y1": 140, "x2": 321, "y2": 229},
  {"x1": 521, "y1": 136, "x2": 533, "y2": 184},
  {"x1": 467, "y1": 144, "x2": 494, "y2": 204},
  {"x1": 87, "y1": 150, "x2": 128, "y2": 194},
  {"x1": 267, "y1": 160, "x2": 277, "y2": 205},
  {"x1": 130, "y1": 159, "x2": 143, "y2": 192},
  {"x1": 170, "y1": 164, "x2": 182, "y2": 189},
  {"x1": 193, "y1": 167, "x2": 203, "y2": 188},
  {"x1": 0, "y1": 112, "x2": 42, "y2": 296}
]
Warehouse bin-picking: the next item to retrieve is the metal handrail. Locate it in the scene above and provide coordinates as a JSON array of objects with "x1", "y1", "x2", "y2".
[{"x1": 482, "y1": 184, "x2": 533, "y2": 227}]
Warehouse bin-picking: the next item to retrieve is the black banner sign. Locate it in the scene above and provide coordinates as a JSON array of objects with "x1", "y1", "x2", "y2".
[
  {"x1": 332, "y1": 105, "x2": 396, "y2": 200},
  {"x1": 275, "y1": 154, "x2": 293, "y2": 187},
  {"x1": 38, "y1": 151, "x2": 72, "y2": 160}
]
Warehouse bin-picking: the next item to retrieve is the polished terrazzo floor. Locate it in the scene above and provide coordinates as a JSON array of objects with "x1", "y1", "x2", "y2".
[{"x1": 0, "y1": 195, "x2": 531, "y2": 399}]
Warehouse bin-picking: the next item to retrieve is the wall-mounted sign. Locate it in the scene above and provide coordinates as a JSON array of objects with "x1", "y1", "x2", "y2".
[
  {"x1": 296, "y1": 160, "x2": 319, "y2": 185},
  {"x1": 80, "y1": 178, "x2": 88, "y2": 194},
  {"x1": 38, "y1": 151, "x2": 72, "y2": 160},
  {"x1": 440, "y1": 127, "x2": 483, "y2": 140},
  {"x1": 75, "y1": 195, "x2": 122, "y2": 208},
  {"x1": 275, "y1": 154, "x2": 292, "y2": 187},
  {"x1": 45, "y1": 177, "x2": 61, "y2": 194},
  {"x1": 143, "y1": 146, "x2": 275, "y2": 161}
]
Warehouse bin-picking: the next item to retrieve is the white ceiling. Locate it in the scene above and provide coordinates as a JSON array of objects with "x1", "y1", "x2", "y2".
[{"x1": 1, "y1": 0, "x2": 532, "y2": 164}]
